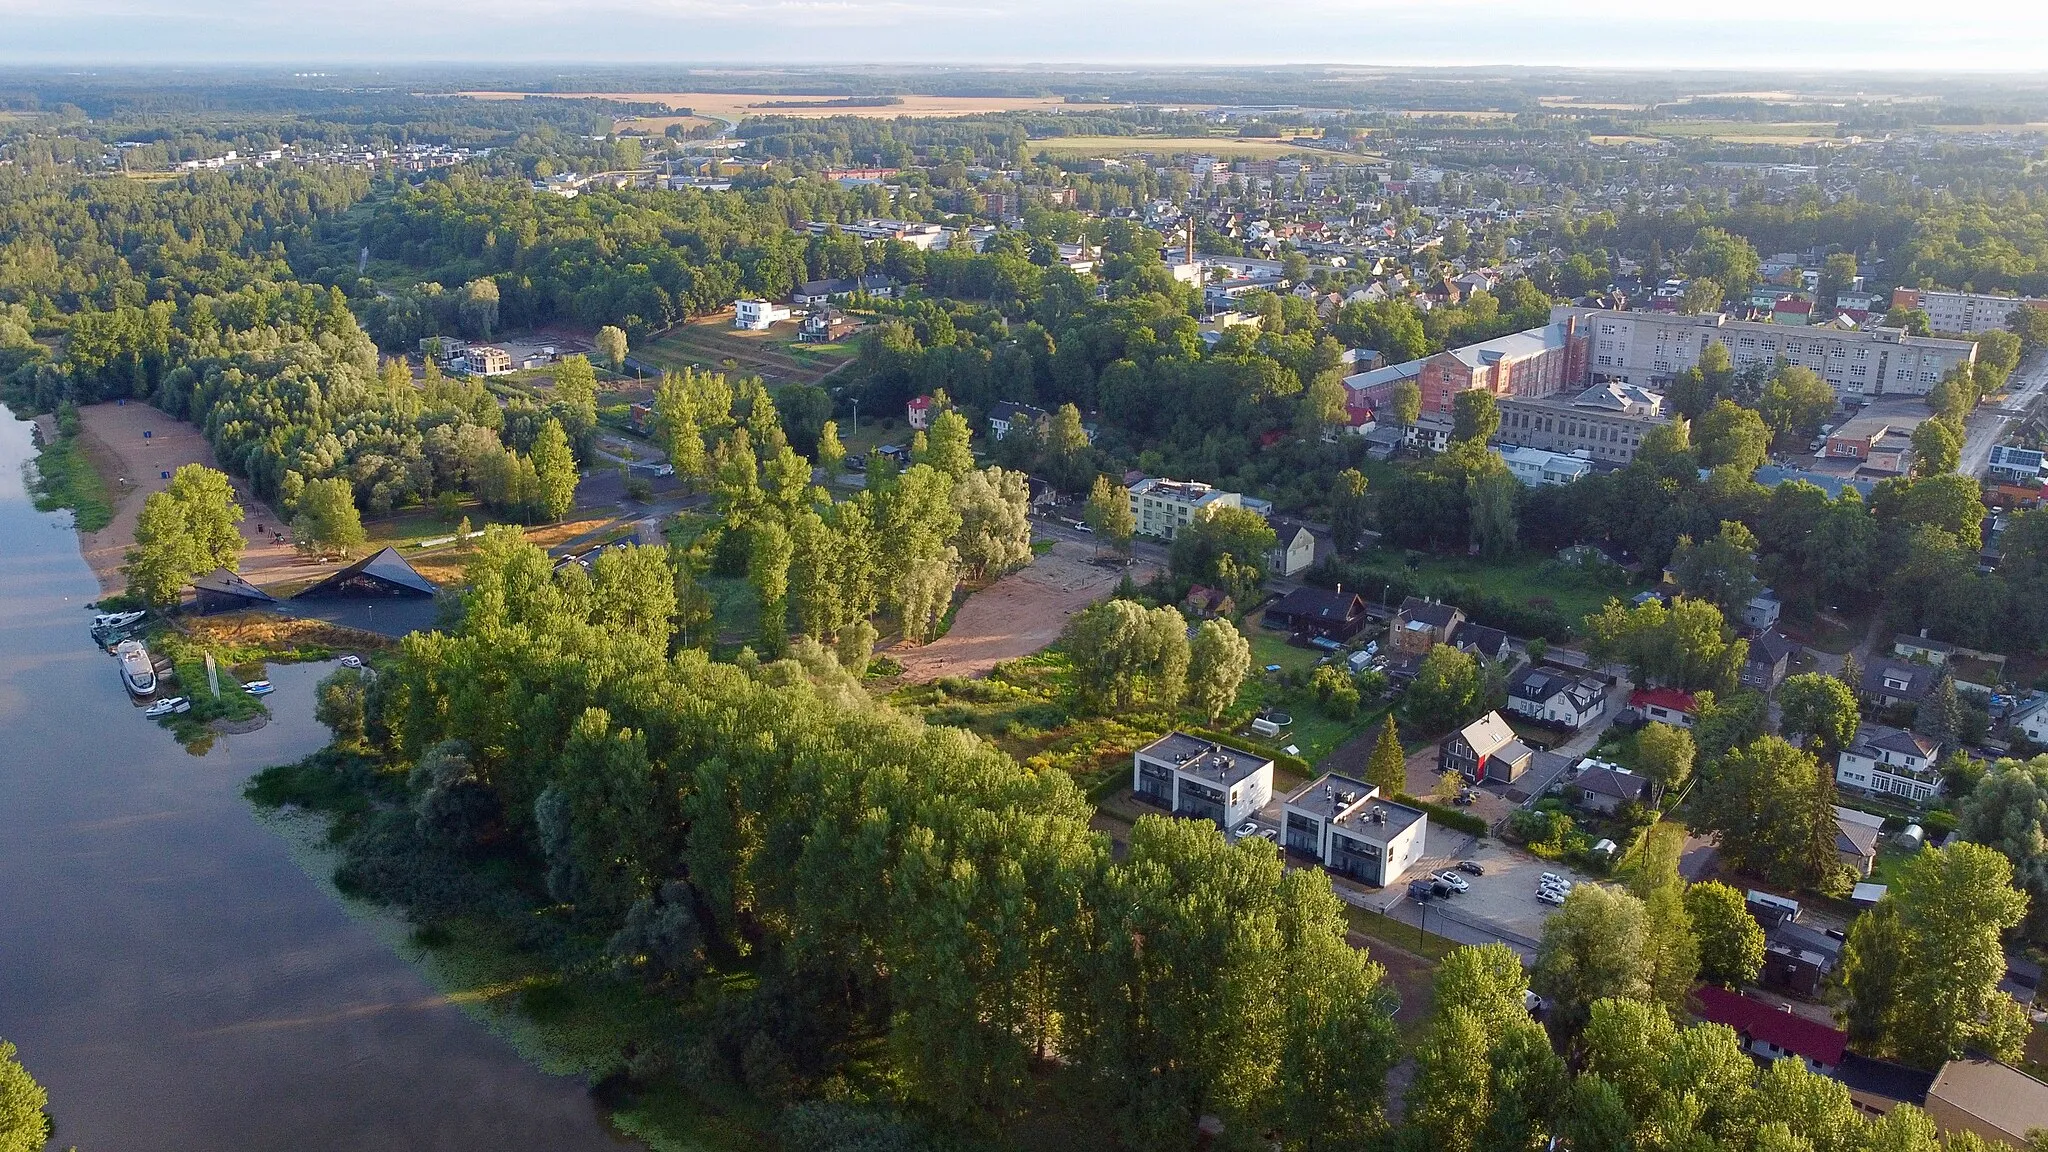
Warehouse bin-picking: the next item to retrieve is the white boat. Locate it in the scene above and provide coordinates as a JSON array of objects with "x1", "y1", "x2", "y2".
[
  {"x1": 116, "y1": 640, "x2": 157, "y2": 697},
  {"x1": 241, "y1": 680, "x2": 274, "y2": 696},
  {"x1": 94, "y1": 610, "x2": 146, "y2": 629},
  {"x1": 143, "y1": 696, "x2": 190, "y2": 718}
]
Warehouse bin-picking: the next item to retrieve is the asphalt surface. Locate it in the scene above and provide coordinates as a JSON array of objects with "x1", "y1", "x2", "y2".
[{"x1": 1961, "y1": 349, "x2": 2048, "y2": 479}]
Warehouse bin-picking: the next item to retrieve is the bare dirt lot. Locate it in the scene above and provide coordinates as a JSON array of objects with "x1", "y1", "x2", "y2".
[
  {"x1": 460, "y1": 92, "x2": 1102, "y2": 120},
  {"x1": 72, "y1": 403, "x2": 309, "y2": 596},
  {"x1": 892, "y1": 538, "x2": 1153, "y2": 683}
]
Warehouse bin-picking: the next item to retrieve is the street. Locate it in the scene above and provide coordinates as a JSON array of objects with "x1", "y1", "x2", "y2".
[{"x1": 1960, "y1": 349, "x2": 2048, "y2": 479}]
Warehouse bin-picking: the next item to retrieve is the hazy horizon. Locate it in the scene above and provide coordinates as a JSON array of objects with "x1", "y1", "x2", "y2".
[{"x1": 7, "y1": 0, "x2": 2048, "y2": 73}]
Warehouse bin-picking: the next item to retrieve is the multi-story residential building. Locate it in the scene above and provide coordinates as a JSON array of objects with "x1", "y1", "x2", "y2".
[
  {"x1": 1281, "y1": 773, "x2": 1429, "y2": 887},
  {"x1": 733, "y1": 299, "x2": 792, "y2": 330},
  {"x1": 1558, "y1": 305, "x2": 1976, "y2": 399},
  {"x1": 1389, "y1": 596, "x2": 1463, "y2": 657},
  {"x1": 460, "y1": 345, "x2": 512, "y2": 376},
  {"x1": 1496, "y1": 382, "x2": 1672, "y2": 465},
  {"x1": 1836, "y1": 723, "x2": 1942, "y2": 805},
  {"x1": 1416, "y1": 317, "x2": 1591, "y2": 416},
  {"x1": 1891, "y1": 287, "x2": 2048, "y2": 335},
  {"x1": 1131, "y1": 733, "x2": 1275, "y2": 830},
  {"x1": 1128, "y1": 478, "x2": 1242, "y2": 541}
]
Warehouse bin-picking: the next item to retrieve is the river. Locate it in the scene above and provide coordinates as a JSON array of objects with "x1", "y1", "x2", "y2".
[{"x1": 0, "y1": 406, "x2": 626, "y2": 1151}]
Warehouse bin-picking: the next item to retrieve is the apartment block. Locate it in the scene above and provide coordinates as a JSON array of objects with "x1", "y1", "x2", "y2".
[
  {"x1": 1892, "y1": 287, "x2": 2048, "y2": 335},
  {"x1": 1497, "y1": 382, "x2": 1670, "y2": 465},
  {"x1": 1557, "y1": 305, "x2": 1976, "y2": 399},
  {"x1": 1132, "y1": 733, "x2": 1275, "y2": 830},
  {"x1": 1281, "y1": 773, "x2": 1428, "y2": 887},
  {"x1": 1128, "y1": 478, "x2": 1242, "y2": 541}
]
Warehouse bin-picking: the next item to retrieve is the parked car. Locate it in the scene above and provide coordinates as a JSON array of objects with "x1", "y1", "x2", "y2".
[
  {"x1": 1540, "y1": 873, "x2": 1567, "y2": 888},
  {"x1": 1453, "y1": 788, "x2": 1478, "y2": 806},
  {"x1": 1435, "y1": 871, "x2": 1469, "y2": 893},
  {"x1": 1536, "y1": 888, "x2": 1566, "y2": 906},
  {"x1": 1233, "y1": 821, "x2": 1259, "y2": 838},
  {"x1": 1256, "y1": 828, "x2": 1278, "y2": 844},
  {"x1": 1458, "y1": 860, "x2": 1485, "y2": 876},
  {"x1": 1408, "y1": 879, "x2": 1436, "y2": 901},
  {"x1": 1432, "y1": 880, "x2": 1455, "y2": 898}
]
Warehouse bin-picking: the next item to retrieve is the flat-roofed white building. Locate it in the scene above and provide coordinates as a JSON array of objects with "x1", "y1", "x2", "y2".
[
  {"x1": 1132, "y1": 733, "x2": 1275, "y2": 830},
  {"x1": 1129, "y1": 478, "x2": 1242, "y2": 541},
  {"x1": 734, "y1": 299, "x2": 792, "y2": 330},
  {"x1": 1282, "y1": 773, "x2": 1428, "y2": 887}
]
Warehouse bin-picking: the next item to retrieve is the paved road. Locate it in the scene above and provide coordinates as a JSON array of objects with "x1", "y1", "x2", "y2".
[{"x1": 1961, "y1": 350, "x2": 2048, "y2": 479}]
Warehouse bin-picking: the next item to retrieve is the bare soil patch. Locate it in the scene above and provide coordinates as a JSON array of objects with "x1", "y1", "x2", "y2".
[
  {"x1": 891, "y1": 538, "x2": 1153, "y2": 683},
  {"x1": 72, "y1": 402, "x2": 306, "y2": 596}
]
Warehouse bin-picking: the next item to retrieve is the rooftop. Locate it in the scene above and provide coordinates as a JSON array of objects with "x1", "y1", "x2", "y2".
[
  {"x1": 1331, "y1": 795, "x2": 1427, "y2": 841},
  {"x1": 1692, "y1": 986, "x2": 1846, "y2": 1065},
  {"x1": 1456, "y1": 711, "x2": 1517, "y2": 757},
  {"x1": 1929, "y1": 1058, "x2": 2048, "y2": 1141},
  {"x1": 1848, "y1": 722, "x2": 1939, "y2": 762},
  {"x1": 1138, "y1": 732, "x2": 1274, "y2": 789},
  {"x1": 1285, "y1": 773, "x2": 1378, "y2": 821}
]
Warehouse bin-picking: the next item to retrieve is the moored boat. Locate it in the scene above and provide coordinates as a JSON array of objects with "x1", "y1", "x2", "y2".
[{"x1": 116, "y1": 639, "x2": 157, "y2": 696}]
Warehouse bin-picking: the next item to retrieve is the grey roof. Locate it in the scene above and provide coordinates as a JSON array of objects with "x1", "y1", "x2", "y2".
[
  {"x1": 1747, "y1": 632, "x2": 1798, "y2": 665},
  {"x1": 1454, "y1": 621, "x2": 1510, "y2": 658},
  {"x1": 294, "y1": 547, "x2": 439, "y2": 599},
  {"x1": 1268, "y1": 586, "x2": 1365, "y2": 624},
  {"x1": 1862, "y1": 658, "x2": 1936, "y2": 702},
  {"x1": 1753, "y1": 465, "x2": 1877, "y2": 501},
  {"x1": 1285, "y1": 773, "x2": 1377, "y2": 820},
  {"x1": 1576, "y1": 766, "x2": 1647, "y2": 801},
  {"x1": 989, "y1": 400, "x2": 1049, "y2": 425},
  {"x1": 1769, "y1": 921, "x2": 1845, "y2": 965},
  {"x1": 1834, "y1": 811, "x2": 1882, "y2": 859},
  {"x1": 1139, "y1": 732, "x2": 1273, "y2": 788},
  {"x1": 190, "y1": 567, "x2": 276, "y2": 602},
  {"x1": 1928, "y1": 1059, "x2": 2048, "y2": 1142},
  {"x1": 1398, "y1": 596, "x2": 1461, "y2": 629},
  {"x1": 1848, "y1": 723, "x2": 1939, "y2": 762},
  {"x1": 1834, "y1": 1053, "x2": 1934, "y2": 1108},
  {"x1": 1331, "y1": 796, "x2": 1427, "y2": 842}
]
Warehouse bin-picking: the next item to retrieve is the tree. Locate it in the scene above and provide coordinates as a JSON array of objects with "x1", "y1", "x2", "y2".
[
  {"x1": 1696, "y1": 399, "x2": 1771, "y2": 474},
  {"x1": 459, "y1": 276, "x2": 500, "y2": 338},
  {"x1": 123, "y1": 463, "x2": 244, "y2": 605},
  {"x1": 653, "y1": 371, "x2": 708, "y2": 482},
  {"x1": 594, "y1": 325, "x2": 629, "y2": 374},
  {"x1": 1063, "y1": 599, "x2": 1190, "y2": 714},
  {"x1": 1532, "y1": 884, "x2": 1654, "y2": 1036},
  {"x1": 1329, "y1": 468, "x2": 1370, "y2": 556},
  {"x1": 1911, "y1": 418, "x2": 1961, "y2": 477},
  {"x1": 1843, "y1": 843, "x2": 2031, "y2": 1067},
  {"x1": 1634, "y1": 722, "x2": 1695, "y2": 804},
  {"x1": 292, "y1": 476, "x2": 366, "y2": 558},
  {"x1": 1405, "y1": 644, "x2": 1482, "y2": 734},
  {"x1": 1583, "y1": 596, "x2": 1743, "y2": 694},
  {"x1": 1185, "y1": 618, "x2": 1252, "y2": 724},
  {"x1": 1687, "y1": 881, "x2": 1766, "y2": 986},
  {"x1": 315, "y1": 665, "x2": 370, "y2": 746},
  {"x1": 1686, "y1": 227, "x2": 1760, "y2": 295},
  {"x1": 1778, "y1": 672, "x2": 1860, "y2": 754},
  {"x1": 1407, "y1": 944, "x2": 1560, "y2": 1152},
  {"x1": 0, "y1": 1038, "x2": 51, "y2": 1152},
  {"x1": 749, "y1": 517, "x2": 793, "y2": 655},
  {"x1": 1694, "y1": 736, "x2": 1840, "y2": 890},
  {"x1": 919, "y1": 407, "x2": 976, "y2": 479},
  {"x1": 815, "y1": 419, "x2": 846, "y2": 480},
  {"x1": 1916, "y1": 664, "x2": 1963, "y2": 744},
  {"x1": 1634, "y1": 418, "x2": 1698, "y2": 479},
  {"x1": 1817, "y1": 252, "x2": 1860, "y2": 314},
  {"x1": 1169, "y1": 506, "x2": 1276, "y2": 605},
  {"x1": 1299, "y1": 367, "x2": 1348, "y2": 437},
  {"x1": 1681, "y1": 277, "x2": 1724, "y2": 316},
  {"x1": 1390, "y1": 378, "x2": 1422, "y2": 427},
  {"x1": 1623, "y1": 823, "x2": 1699, "y2": 1013},
  {"x1": 1368, "y1": 714, "x2": 1406, "y2": 797},
  {"x1": 1083, "y1": 475, "x2": 1136, "y2": 556},
  {"x1": 952, "y1": 466, "x2": 1033, "y2": 579},
  {"x1": 550, "y1": 354, "x2": 600, "y2": 456},
  {"x1": 531, "y1": 418, "x2": 579, "y2": 521},
  {"x1": 1468, "y1": 467, "x2": 1520, "y2": 559},
  {"x1": 1668, "y1": 520, "x2": 1761, "y2": 616},
  {"x1": 1759, "y1": 365, "x2": 1835, "y2": 440},
  {"x1": 1959, "y1": 757, "x2": 2048, "y2": 937},
  {"x1": 1452, "y1": 388, "x2": 1500, "y2": 444}
]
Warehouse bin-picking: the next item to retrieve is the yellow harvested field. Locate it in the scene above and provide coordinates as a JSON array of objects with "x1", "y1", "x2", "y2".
[
  {"x1": 459, "y1": 91, "x2": 1102, "y2": 120},
  {"x1": 1031, "y1": 135, "x2": 1330, "y2": 158}
]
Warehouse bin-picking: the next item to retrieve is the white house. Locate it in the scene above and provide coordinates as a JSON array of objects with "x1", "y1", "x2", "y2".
[
  {"x1": 733, "y1": 300, "x2": 792, "y2": 330},
  {"x1": 1504, "y1": 665, "x2": 1607, "y2": 730},
  {"x1": 1500, "y1": 445, "x2": 1594, "y2": 487},
  {"x1": 1282, "y1": 773, "x2": 1429, "y2": 887},
  {"x1": 1268, "y1": 526, "x2": 1317, "y2": 578},
  {"x1": 987, "y1": 400, "x2": 1048, "y2": 441},
  {"x1": 1836, "y1": 724, "x2": 1943, "y2": 805},
  {"x1": 1132, "y1": 733, "x2": 1275, "y2": 830},
  {"x1": 1745, "y1": 589, "x2": 1784, "y2": 632},
  {"x1": 1128, "y1": 478, "x2": 1243, "y2": 541},
  {"x1": 2012, "y1": 695, "x2": 2048, "y2": 745}
]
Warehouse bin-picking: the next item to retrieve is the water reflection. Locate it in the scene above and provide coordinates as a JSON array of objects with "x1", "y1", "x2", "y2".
[{"x1": 0, "y1": 407, "x2": 626, "y2": 1151}]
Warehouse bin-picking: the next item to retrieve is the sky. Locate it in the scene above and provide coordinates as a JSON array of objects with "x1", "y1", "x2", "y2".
[{"x1": 4, "y1": 0, "x2": 2048, "y2": 70}]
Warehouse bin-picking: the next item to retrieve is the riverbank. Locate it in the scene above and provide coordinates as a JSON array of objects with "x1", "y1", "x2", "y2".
[{"x1": 24, "y1": 409, "x2": 112, "y2": 533}]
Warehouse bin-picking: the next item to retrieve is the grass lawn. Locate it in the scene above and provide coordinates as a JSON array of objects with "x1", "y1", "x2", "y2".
[
  {"x1": 1236, "y1": 626, "x2": 1389, "y2": 766},
  {"x1": 1357, "y1": 550, "x2": 1636, "y2": 628},
  {"x1": 29, "y1": 428, "x2": 115, "y2": 531},
  {"x1": 1344, "y1": 904, "x2": 1458, "y2": 964}
]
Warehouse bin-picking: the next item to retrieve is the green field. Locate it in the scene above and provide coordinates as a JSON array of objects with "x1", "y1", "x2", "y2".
[
  {"x1": 1354, "y1": 550, "x2": 1636, "y2": 630},
  {"x1": 28, "y1": 427, "x2": 114, "y2": 532},
  {"x1": 638, "y1": 319, "x2": 856, "y2": 390},
  {"x1": 1031, "y1": 135, "x2": 1333, "y2": 158}
]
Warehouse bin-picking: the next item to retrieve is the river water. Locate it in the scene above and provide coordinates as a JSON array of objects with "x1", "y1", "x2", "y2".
[{"x1": 0, "y1": 406, "x2": 625, "y2": 1151}]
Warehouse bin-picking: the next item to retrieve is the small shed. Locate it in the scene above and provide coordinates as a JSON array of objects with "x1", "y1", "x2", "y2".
[{"x1": 190, "y1": 567, "x2": 277, "y2": 614}]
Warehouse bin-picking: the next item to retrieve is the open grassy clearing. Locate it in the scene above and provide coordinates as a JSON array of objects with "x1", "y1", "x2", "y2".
[
  {"x1": 1354, "y1": 550, "x2": 1635, "y2": 628},
  {"x1": 639, "y1": 318, "x2": 856, "y2": 389},
  {"x1": 27, "y1": 426, "x2": 115, "y2": 531},
  {"x1": 1643, "y1": 119, "x2": 1840, "y2": 142}
]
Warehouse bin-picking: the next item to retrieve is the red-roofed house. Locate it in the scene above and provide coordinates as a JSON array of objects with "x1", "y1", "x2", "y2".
[
  {"x1": 1773, "y1": 297, "x2": 1815, "y2": 326},
  {"x1": 907, "y1": 395, "x2": 934, "y2": 431},
  {"x1": 1691, "y1": 985, "x2": 1847, "y2": 1073},
  {"x1": 1630, "y1": 687, "x2": 1698, "y2": 728}
]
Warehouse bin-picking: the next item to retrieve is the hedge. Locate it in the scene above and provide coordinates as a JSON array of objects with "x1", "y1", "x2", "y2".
[{"x1": 1395, "y1": 793, "x2": 1489, "y2": 837}]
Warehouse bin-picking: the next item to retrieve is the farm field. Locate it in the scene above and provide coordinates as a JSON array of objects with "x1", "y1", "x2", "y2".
[
  {"x1": 636, "y1": 315, "x2": 857, "y2": 389},
  {"x1": 1031, "y1": 135, "x2": 1334, "y2": 158},
  {"x1": 459, "y1": 91, "x2": 1101, "y2": 119},
  {"x1": 1644, "y1": 119, "x2": 1841, "y2": 143}
]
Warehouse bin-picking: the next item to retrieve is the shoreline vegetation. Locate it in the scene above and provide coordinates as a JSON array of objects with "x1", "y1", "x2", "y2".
[{"x1": 25, "y1": 405, "x2": 114, "y2": 533}]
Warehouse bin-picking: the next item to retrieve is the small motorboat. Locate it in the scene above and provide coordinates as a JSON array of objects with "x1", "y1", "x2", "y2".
[
  {"x1": 93, "y1": 610, "x2": 146, "y2": 630},
  {"x1": 143, "y1": 697, "x2": 190, "y2": 718},
  {"x1": 338, "y1": 655, "x2": 363, "y2": 669},
  {"x1": 117, "y1": 640, "x2": 157, "y2": 696},
  {"x1": 241, "y1": 680, "x2": 274, "y2": 696}
]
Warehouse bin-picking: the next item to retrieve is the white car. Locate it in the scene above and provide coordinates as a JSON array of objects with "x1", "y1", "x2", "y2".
[
  {"x1": 1536, "y1": 888, "x2": 1566, "y2": 906},
  {"x1": 1434, "y1": 871, "x2": 1469, "y2": 893},
  {"x1": 1540, "y1": 873, "x2": 1568, "y2": 888},
  {"x1": 1233, "y1": 821, "x2": 1260, "y2": 838}
]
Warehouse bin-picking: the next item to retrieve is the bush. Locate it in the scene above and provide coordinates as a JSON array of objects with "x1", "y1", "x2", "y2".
[{"x1": 1397, "y1": 793, "x2": 1489, "y2": 837}]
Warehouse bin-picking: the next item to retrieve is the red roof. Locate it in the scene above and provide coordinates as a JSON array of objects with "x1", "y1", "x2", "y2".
[
  {"x1": 908, "y1": 395, "x2": 933, "y2": 411},
  {"x1": 1775, "y1": 298, "x2": 1815, "y2": 315},
  {"x1": 1630, "y1": 687, "x2": 1697, "y2": 715},
  {"x1": 1691, "y1": 985, "x2": 1847, "y2": 1065}
]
